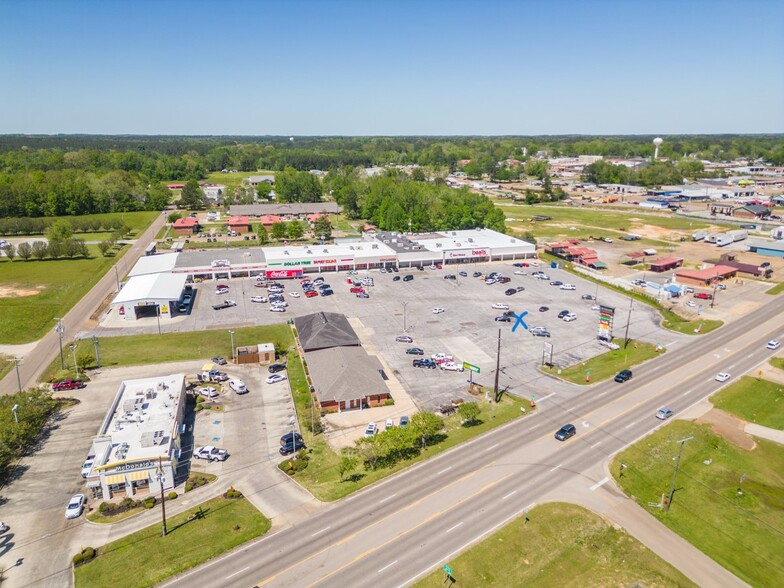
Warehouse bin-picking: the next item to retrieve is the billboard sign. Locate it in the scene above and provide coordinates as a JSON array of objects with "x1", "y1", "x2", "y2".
[
  {"x1": 598, "y1": 305, "x2": 615, "y2": 340},
  {"x1": 266, "y1": 269, "x2": 303, "y2": 279}
]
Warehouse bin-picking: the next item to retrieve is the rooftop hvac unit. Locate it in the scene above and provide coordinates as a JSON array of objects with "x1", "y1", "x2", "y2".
[
  {"x1": 284, "y1": 251, "x2": 290, "y2": 255},
  {"x1": 323, "y1": 249, "x2": 328, "y2": 253},
  {"x1": 436, "y1": 243, "x2": 442, "y2": 248},
  {"x1": 456, "y1": 242, "x2": 461, "y2": 246},
  {"x1": 452, "y1": 232, "x2": 456, "y2": 236},
  {"x1": 349, "y1": 246, "x2": 354, "y2": 250},
  {"x1": 468, "y1": 238, "x2": 474, "y2": 242},
  {"x1": 372, "y1": 244, "x2": 378, "y2": 249}
]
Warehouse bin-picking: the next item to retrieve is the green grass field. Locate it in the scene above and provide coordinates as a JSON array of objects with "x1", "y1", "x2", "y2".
[
  {"x1": 202, "y1": 170, "x2": 277, "y2": 190},
  {"x1": 711, "y1": 376, "x2": 784, "y2": 430},
  {"x1": 0, "y1": 244, "x2": 130, "y2": 344},
  {"x1": 75, "y1": 496, "x2": 270, "y2": 588},
  {"x1": 285, "y1": 394, "x2": 530, "y2": 502},
  {"x1": 770, "y1": 357, "x2": 784, "y2": 370},
  {"x1": 413, "y1": 502, "x2": 695, "y2": 588},
  {"x1": 542, "y1": 340, "x2": 662, "y2": 385},
  {"x1": 613, "y1": 420, "x2": 784, "y2": 587},
  {"x1": 766, "y1": 281, "x2": 784, "y2": 295},
  {"x1": 660, "y1": 309, "x2": 723, "y2": 335}
]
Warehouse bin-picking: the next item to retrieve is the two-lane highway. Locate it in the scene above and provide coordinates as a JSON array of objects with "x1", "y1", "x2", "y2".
[{"x1": 163, "y1": 294, "x2": 784, "y2": 588}]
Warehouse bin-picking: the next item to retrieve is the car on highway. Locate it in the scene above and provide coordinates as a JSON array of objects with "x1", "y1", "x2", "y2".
[
  {"x1": 406, "y1": 347, "x2": 424, "y2": 355},
  {"x1": 560, "y1": 284, "x2": 576, "y2": 290},
  {"x1": 539, "y1": 306, "x2": 549, "y2": 312},
  {"x1": 52, "y1": 379, "x2": 86, "y2": 391},
  {"x1": 194, "y1": 446, "x2": 229, "y2": 461},
  {"x1": 767, "y1": 340, "x2": 780, "y2": 350},
  {"x1": 433, "y1": 307, "x2": 445, "y2": 314},
  {"x1": 364, "y1": 422, "x2": 378, "y2": 437},
  {"x1": 396, "y1": 335, "x2": 413, "y2": 343},
  {"x1": 212, "y1": 356, "x2": 227, "y2": 365},
  {"x1": 80, "y1": 458, "x2": 94, "y2": 478},
  {"x1": 65, "y1": 494, "x2": 86, "y2": 519},
  {"x1": 554, "y1": 424, "x2": 576, "y2": 441},
  {"x1": 266, "y1": 374, "x2": 287, "y2": 384},
  {"x1": 614, "y1": 369, "x2": 632, "y2": 383},
  {"x1": 655, "y1": 407, "x2": 674, "y2": 420},
  {"x1": 250, "y1": 296, "x2": 268, "y2": 303},
  {"x1": 715, "y1": 372, "x2": 731, "y2": 382}
]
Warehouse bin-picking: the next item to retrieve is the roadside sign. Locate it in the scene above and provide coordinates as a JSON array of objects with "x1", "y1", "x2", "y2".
[
  {"x1": 462, "y1": 362, "x2": 480, "y2": 374},
  {"x1": 443, "y1": 564, "x2": 453, "y2": 576}
]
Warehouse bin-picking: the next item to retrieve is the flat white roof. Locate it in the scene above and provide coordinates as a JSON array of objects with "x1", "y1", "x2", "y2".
[
  {"x1": 100, "y1": 374, "x2": 185, "y2": 463},
  {"x1": 112, "y1": 273, "x2": 188, "y2": 304},
  {"x1": 128, "y1": 253, "x2": 180, "y2": 277},
  {"x1": 412, "y1": 228, "x2": 534, "y2": 252},
  {"x1": 264, "y1": 240, "x2": 397, "y2": 263}
]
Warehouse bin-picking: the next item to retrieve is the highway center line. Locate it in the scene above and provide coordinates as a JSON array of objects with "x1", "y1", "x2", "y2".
[
  {"x1": 485, "y1": 443, "x2": 499, "y2": 451},
  {"x1": 380, "y1": 493, "x2": 397, "y2": 503},
  {"x1": 446, "y1": 522, "x2": 464, "y2": 533},
  {"x1": 538, "y1": 392, "x2": 556, "y2": 402},
  {"x1": 590, "y1": 441, "x2": 602, "y2": 448},
  {"x1": 681, "y1": 390, "x2": 691, "y2": 397},
  {"x1": 624, "y1": 420, "x2": 637, "y2": 429},
  {"x1": 225, "y1": 566, "x2": 250, "y2": 580},
  {"x1": 597, "y1": 390, "x2": 608, "y2": 397},
  {"x1": 377, "y1": 560, "x2": 398, "y2": 574},
  {"x1": 311, "y1": 526, "x2": 330, "y2": 537},
  {"x1": 502, "y1": 490, "x2": 517, "y2": 500},
  {"x1": 590, "y1": 477, "x2": 609, "y2": 491},
  {"x1": 437, "y1": 466, "x2": 452, "y2": 475},
  {"x1": 549, "y1": 464, "x2": 561, "y2": 472}
]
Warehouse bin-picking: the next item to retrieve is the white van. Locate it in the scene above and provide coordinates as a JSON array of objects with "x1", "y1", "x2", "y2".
[{"x1": 229, "y1": 379, "x2": 248, "y2": 394}]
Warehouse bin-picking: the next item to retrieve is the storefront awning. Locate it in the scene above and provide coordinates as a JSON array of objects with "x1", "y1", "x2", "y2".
[
  {"x1": 104, "y1": 474, "x2": 126, "y2": 485},
  {"x1": 128, "y1": 470, "x2": 149, "y2": 482}
]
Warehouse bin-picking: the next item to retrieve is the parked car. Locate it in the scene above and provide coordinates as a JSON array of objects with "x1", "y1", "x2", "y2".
[
  {"x1": 539, "y1": 306, "x2": 549, "y2": 312},
  {"x1": 289, "y1": 292, "x2": 301, "y2": 298},
  {"x1": 694, "y1": 292, "x2": 713, "y2": 300},
  {"x1": 350, "y1": 287, "x2": 365, "y2": 293},
  {"x1": 268, "y1": 363, "x2": 287, "y2": 373},
  {"x1": 516, "y1": 286, "x2": 525, "y2": 292},
  {"x1": 266, "y1": 374, "x2": 287, "y2": 384},
  {"x1": 495, "y1": 316, "x2": 511, "y2": 322},
  {"x1": 396, "y1": 335, "x2": 413, "y2": 343},
  {"x1": 614, "y1": 369, "x2": 632, "y2": 383},
  {"x1": 80, "y1": 458, "x2": 95, "y2": 478},
  {"x1": 655, "y1": 407, "x2": 674, "y2": 420},
  {"x1": 197, "y1": 386, "x2": 219, "y2": 398},
  {"x1": 531, "y1": 327, "x2": 550, "y2": 337},
  {"x1": 441, "y1": 362, "x2": 464, "y2": 372},
  {"x1": 413, "y1": 358, "x2": 437, "y2": 369},
  {"x1": 250, "y1": 296, "x2": 268, "y2": 303},
  {"x1": 0, "y1": 521, "x2": 8, "y2": 534},
  {"x1": 211, "y1": 356, "x2": 227, "y2": 365},
  {"x1": 715, "y1": 372, "x2": 731, "y2": 382},
  {"x1": 212, "y1": 300, "x2": 237, "y2": 310},
  {"x1": 514, "y1": 270, "x2": 527, "y2": 275},
  {"x1": 473, "y1": 271, "x2": 482, "y2": 278},
  {"x1": 305, "y1": 290, "x2": 319, "y2": 298},
  {"x1": 385, "y1": 418, "x2": 395, "y2": 428},
  {"x1": 65, "y1": 494, "x2": 86, "y2": 519},
  {"x1": 432, "y1": 307, "x2": 445, "y2": 314},
  {"x1": 320, "y1": 289, "x2": 334, "y2": 296},
  {"x1": 280, "y1": 431, "x2": 304, "y2": 447},
  {"x1": 279, "y1": 438, "x2": 306, "y2": 456},
  {"x1": 229, "y1": 378, "x2": 248, "y2": 394},
  {"x1": 492, "y1": 303, "x2": 510, "y2": 310},
  {"x1": 399, "y1": 416, "x2": 410, "y2": 427},
  {"x1": 216, "y1": 286, "x2": 230, "y2": 295},
  {"x1": 364, "y1": 422, "x2": 378, "y2": 437},
  {"x1": 560, "y1": 284, "x2": 576, "y2": 290},
  {"x1": 356, "y1": 292, "x2": 370, "y2": 298},
  {"x1": 406, "y1": 347, "x2": 424, "y2": 355},
  {"x1": 554, "y1": 424, "x2": 576, "y2": 441},
  {"x1": 52, "y1": 379, "x2": 86, "y2": 391},
  {"x1": 209, "y1": 371, "x2": 229, "y2": 382},
  {"x1": 269, "y1": 306, "x2": 286, "y2": 312},
  {"x1": 581, "y1": 294, "x2": 596, "y2": 300},
  {"x1": 550, "y1": 280, "x2": 563, "y2": 286},
  {"x1": 193, "y1": 446, "x2": 229, "y2": 461},
  {"x1": 393, "y1": 275, "x2": 401, "y2": 281},
  {"x1": 504, "y1": 288, "x2": 517, "y2": 296},
  {"x1": 563, "y1": 313, "x2": 577, "y2": 322},
  {"x1": 557, "y1": 310, "x2": 570, "y2": 319},
  {"x1": 459, "y1": 271, "x2": 467, "y2": 277},
  {"x1": 403, "y1": 275, "x2": 414, "y2": 282}
]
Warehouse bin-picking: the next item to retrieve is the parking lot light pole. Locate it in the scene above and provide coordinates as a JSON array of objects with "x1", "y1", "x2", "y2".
[
  {"x1": 69, "y1": 343, "x2": 79, "y2": 379},
  {"x1": 402, "y1": 302, "x2": 408, "y2": 333},
  {"x1": 113, "y1": 265, "x2": 120, "y2": 292},
  {"x1": 53, "y1": 318, "x2": 65, "y2": 370},
  {"x1": 157, "y1": 457, "x2": 168, "y2": 537},
  {"x1": 13, "y1": 358, "x2": 22, "y2": 393},
  {"x1": 229, "y1": 330, "x2": 235, "y2": 361}
]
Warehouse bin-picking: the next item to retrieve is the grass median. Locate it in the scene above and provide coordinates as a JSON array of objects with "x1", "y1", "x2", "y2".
[
  {"x1": 711, "y1": 375, "x2": 784, "y2": 430},
  {"x1": 282, "y1": 394, "x2": 530, "y2": 502},
  {"x1": 765, "y1": 281, "x2": 784, "y2": 295},
  {"x1": 75, "y1": 496, "x2": 270, "y2": 588},
  {"x1": 542, "y1": 340, "x2": 662, "y2": 385},
  {"x1": 612, "y1": 420, "x2": 784, "y2": 587},
  {"x1": 413, "y1": 502, "x2": 695, "y2": 588}
]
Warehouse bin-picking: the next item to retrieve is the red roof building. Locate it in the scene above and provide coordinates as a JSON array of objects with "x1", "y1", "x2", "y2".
[
  {"x1": 675, "y1": 265, "x2": 737, "y2": 286},
  {"x1": 166, "y1": 183, "x2": 185, "y2": 190},
  {"x1": 649, "y1": 257, "x2": 684, "y2": 272},
  {"x1": 172, "y1": 217, "x2": 199, "y2": 235},
  {"x1": 227, "y1": 215, "x2": 251, "y2": 234},
  {"x1": 259, "y1": 214, "x2": 283, "y2": 227}
]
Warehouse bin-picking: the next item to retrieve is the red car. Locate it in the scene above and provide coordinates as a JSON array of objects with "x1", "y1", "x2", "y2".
[
  {"x1": 52, "y1": 379, "x2": 86, "y2": 391},
  {"x1": 693, "y1": 292, "x2": 713, "y2": 300},
  {"x1": 350, "y1": 287, "x2": 365, "y2": 294},
  {"x1": 305, "y1": 290, "x2": 319, "y2": 298}
]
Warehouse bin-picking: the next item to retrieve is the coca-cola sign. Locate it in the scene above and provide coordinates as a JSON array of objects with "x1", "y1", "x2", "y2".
[{"x1": 266, "y1": 269, "x2": 303, "y2": 279}]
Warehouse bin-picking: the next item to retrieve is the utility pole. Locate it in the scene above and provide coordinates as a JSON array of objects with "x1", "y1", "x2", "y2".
[
  {"x1": 157, "y1": 456, "x2": 168, "y2": 536},
  {"x1": 623, "y1": 297, "x2": 633, "y2": 348},
  {"x1": 402, "y1": 302, "x2": 408, "y2": 333},
  {"x1": 493, "y1": 329, "x2": 501, "y2": 402},
  {"x1": 229, "y1": 330, "x2": 235, "y2": 361},
  {"x1": 666, "y1": 436, "x2": 693, "y2": 512},
  {"x1": 711, "y1": 270, "x2": 719, "y2": 309},
  {"x1": 53, "y1": 318, "x2": 65, "y2": 370},
  {"x1": 92, "y1": 336, "x2": 101, "y2": 369},
  {"x1": 69, "y1": 343, "x2": 79, "y2": 379},
  {"x1": 13, "y1": 358, "x2": 22, "y2": 393},
  {"x1": 156, "y1": 305, "x2": 162, "y2": 335}
]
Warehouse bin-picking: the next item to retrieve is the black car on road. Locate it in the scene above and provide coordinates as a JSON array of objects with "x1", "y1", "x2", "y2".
[
  {"x1": 555, "y1": 424, "x2": 576, "y2": 441},
  {"x1": 614, "y1": 369, "x2": 633, "y2": 383}
]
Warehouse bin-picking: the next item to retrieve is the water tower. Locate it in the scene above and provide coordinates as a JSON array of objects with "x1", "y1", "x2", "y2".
[{"x1": 653, "y1": 137, "x2": 663, "y2": 160}]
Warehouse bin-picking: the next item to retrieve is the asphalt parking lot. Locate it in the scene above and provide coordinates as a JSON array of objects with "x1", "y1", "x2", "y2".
[{"x1": 157, "y1": 263, "x2": 687, "y2": 411}]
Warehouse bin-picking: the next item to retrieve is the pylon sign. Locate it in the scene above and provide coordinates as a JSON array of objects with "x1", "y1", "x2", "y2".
[{"x1": 598, "y1": 305, "x2": 615, "y2": 340}]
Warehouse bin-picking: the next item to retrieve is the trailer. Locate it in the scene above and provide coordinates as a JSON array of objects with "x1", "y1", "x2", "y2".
[
  {"x1": 728, "y1": 230, "x2": 748, "y2": 242},
  {"x1": 716, "y1": 234, "x2": 734, "y2": 247},
  {"x1": 692, "y1": 230, "x2": 708, "y2": 241},
  {"x1": 705, "y1": 233, "x2": 720, "y2": 244}
]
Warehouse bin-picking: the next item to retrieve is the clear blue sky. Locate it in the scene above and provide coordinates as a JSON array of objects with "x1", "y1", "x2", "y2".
[{"x1": 1, "y1": 0, "x2": 782, "y2": 135}]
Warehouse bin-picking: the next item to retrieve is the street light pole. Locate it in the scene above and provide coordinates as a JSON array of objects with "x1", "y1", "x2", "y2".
[
  {"x1": 156, "y1": 305, "x2": 162, "y2": 335},
  {"x1": 69, "y1": 343, "x2": 79, "y2": 379},
  {"x1": 157, "y1": 456, "x2": 168, "y2": 537},
  {"x1": 13, "y1": 358, "x2": 22, "y2": 393},
  {"x1": 666, "y1": 436, "x2": 694, "y2": 512},
  {"x1": 53, "y1": 318, "x2": 65, "y2": 370},
  {"x1": 113, "y1": 265, "x2": 120, "y2": 292},
  {"x1": 493, "y1": 329, "x2": 501, "y2": 402},
  {"x1": 92, "y1": 336, "x2": 101, "y2": 369},
  {"x1": 623, "y1": 297, "x2": 633, "y2": 348},
  {"x1": 229, "y1": 330, "x2": 235, "y2": 362},
  {"x1": 711, "y1": 269, "x2": 719, "y2": 309},
  {"x1": 402, "y1": 302, "x2": 408, "y2": 333},
  {"x1": 11, "y1": 404, "x2": 18, "y2": 424}
]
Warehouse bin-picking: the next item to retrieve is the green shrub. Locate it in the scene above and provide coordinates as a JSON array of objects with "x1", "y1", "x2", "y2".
[
  {"x1": 184, "y1": 483, "x2": 193, "y2": 492},
  {"x1": 384, "y1": 398, "x2": 395, "y2": 406},
  {"x1": 194, "y1": 404, "x2": 204, "y2": 412},
  {"x1": 167, "y1": 491, "x2": 178, "y2": 500},
  {"x1": 98, "y1": 502, "x2": 111, "y2": 513},
  {"x1": 143, "y1": 497, "x2": 156, "y2": 509},
  {"x1": 120, "y1": 497, "x2": 136, "y2": 510},
  {"x1": 72, "y1": 547, "x2": 96, "y2": 567}
]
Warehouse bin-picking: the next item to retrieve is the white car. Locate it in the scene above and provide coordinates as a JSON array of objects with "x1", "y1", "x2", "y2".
[
  {"x1": 198, "y1": 386, "x2": 219, "y2": 398},
  {"x1": 686, "y1": 300, "x2": 696, "y2": 307},
  {"x1": 81, "y1": 458, "x2": 95, "y2": 478},
  {"x1": 560, "y1": 284, "x2": 576, "y2": 291},
  {"x1": 364, "y1": 422, "x2": 378, "y2": 437},
  {"x1": 250, "y1": 296, "x2": 267, "y2": 303},
  {"x1": 492, "y1": 303, "x2": 510, "y2": 310},
  {"x1": 514, "y1": 270, "x2": 527, "y2": 275},
  {"x1": 431, "y1": 353, "x2": 453, "y2": 363},
  {"x1": 715, "y1": 372, "x2": 731, "y2": 382},
  {"x1": 216, "y1": 287, "x2": 229, "y2": 295},
  {"x1": 591, "y1": 305, "x2": 601, "y2": 311},
  {"x1": 65, "y1": 494, "x2": 86, "y2": 519},
  {"x1": 266, "y1": 373, "x2": 287, "y2": 384},
  {"x1": 385, "y1": 418, "x2": 395, "y2": 428},
  {"x1": 269, "y1": 306, "x2": 286, "y2": 312},
  {"x1": 194, "y1": 446, "x2": 229, "y2": 461},
  {"x1": 289, "y1": 292, "x2": 301, "y2": 298},
  {"x1": 271, "y1": 300, "x2": 288, "y2": 307},
  {"x1": 441, "y1": 362, "x2": 464, "y2": 372},
  {"x1": 432, "y1": 307, "x2": 445, "y2": 314},
  {"x1": 767, "y1": 340, "x2": 781, "y2": 350},
  {"x1": 563, "y1": 313, "x2": 577, "y2": 322}
]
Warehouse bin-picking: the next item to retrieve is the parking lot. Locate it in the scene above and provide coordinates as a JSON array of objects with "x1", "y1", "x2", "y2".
[{"x1": 107, "y1": 262, "x2": 688, "y2": 411}]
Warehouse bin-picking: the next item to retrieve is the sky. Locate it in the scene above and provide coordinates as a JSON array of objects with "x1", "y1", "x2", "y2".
[{"x1": 1, "y1": 0, "x2": 782, "y2": 135}]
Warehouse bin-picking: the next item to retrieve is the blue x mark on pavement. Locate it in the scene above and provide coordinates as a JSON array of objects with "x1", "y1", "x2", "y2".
[{"x1": 512, "y1": 311, "x2": 529, "y2": 332}]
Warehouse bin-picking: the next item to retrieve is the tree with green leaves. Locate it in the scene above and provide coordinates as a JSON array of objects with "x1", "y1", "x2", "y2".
[
  {"x1": 338, "y1": 454, "x2": 358, "y2": 481},
  {"x1": 98, "y1": 240, "x2": 112, "y2": 257},
  {"x1": 46, "y1": 219, "x2": 74, "y2": 243},
  {"x1": 275, "y1": 167, "x2": 324, "y2": 203},
  {"x1": 32, "y1": 241, "x2": 48, "y2": 260},
  {"x1": 410, "y1": 412, "x2": 443, "y2": 449},
  {"x1": 2, "y1": 242, "x2": 16, "y2": 260},
  {"x1": 271, "y1": 222, "x2": 288, "y2": 241},
  {"x1": 257, "y1": 224, "x2": 269, "y2": 244},
  {"x1": 458, "y1": 402, "x2": 481, "y2": 426},
  {"x1": 313, "y1": 215, "x2": 333, "y2": 240},
  {"x1": 16, "y1": 241, "x2": 32, "y2": 260},
  {"x1": 180, "y1": 180, "x2": 204, "y2": 209},
  {"x1": 287, "y1": 220, "x2": 304, "y2": 241},
  {"x1": 256, "y1": 182, "x2": 273, "y2": 201}
]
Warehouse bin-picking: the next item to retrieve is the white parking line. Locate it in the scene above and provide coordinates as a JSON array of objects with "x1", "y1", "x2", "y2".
[
  {"x1": 380, "y1": 493, "x2": 397, "y2": 503},
  {"x1": 549, "y1": 464, "x2": 561, "y2": 472},
  {"x1": 446, "y1": 522, "x2": 464, "y2": 534},
  {"x1": 311, "y1": 526, "x2": 330, "y2": 537},
  {"x1": 590, "y1": 477, "x2": 609, "y2": 491},
  {"x1": 502, "y1": 490, "x2": 517, "y2": 500},
  {"x1": 225, "y1": 566, "x2": 249, "y2": 580},
  {"x1": 378, "y1": 560, "x2": 398, "y2": 573}
]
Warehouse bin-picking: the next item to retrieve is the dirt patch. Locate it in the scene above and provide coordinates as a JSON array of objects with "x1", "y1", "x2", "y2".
[
  {"x1": 696, "y1": 408, "x2": 756, "y2": 450},
  {"x1": 0, "y1": 285, "x2": 44, "y2": 297}
]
